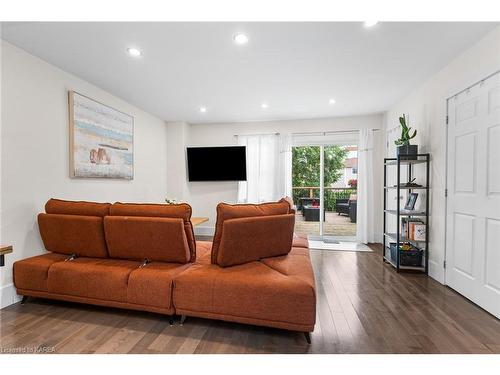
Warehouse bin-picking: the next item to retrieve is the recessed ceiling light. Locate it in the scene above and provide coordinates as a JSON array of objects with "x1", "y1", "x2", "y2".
[
  {"x1": 126, "y1": 47, "x2": 142, "y2": 57},
  {"x1": 199, "y1": 106, "x2": 207, "y2": 113},
  {"x1": 364, "y1": 21, "x2": 378, "y2": 28},
  {"x1": 329, "y1": 99, "x2": 336, "y2": 105},
  {"x1": 261, "y1": 103, "x2": 268, "y2": 109},
  {"x1": 233, "y1": 33, "x2": 249, "y2": 45}
]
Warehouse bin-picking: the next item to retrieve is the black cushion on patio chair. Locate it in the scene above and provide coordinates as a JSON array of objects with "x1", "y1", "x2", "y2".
[{"x1": 336, "y1": 198, "x2": 350, "y2": 216}]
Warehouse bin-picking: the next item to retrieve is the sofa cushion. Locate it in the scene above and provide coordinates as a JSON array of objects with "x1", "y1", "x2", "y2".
[
  {"x1": 104, "y1": 216, "x2": 191, "y2": 263},
  {"x1": 13, "y1": 253, "x2": 67, "y2": 292},
  {"x1": 110, "y1": 203, "x2": 196, "y2": 262},
  {"x1": 211, "y1": 198, "x2": 292, "y2": 264},
  {"x1": 47, "y1": 258, "x2": 140, "y2": 302},
  {"x1": 127, "y1": 262, "x2": 190, "y2": 309},
  {"x1": 173, "y1": 251, "x2": 316, "y2": 331},
  {"x1": 292, "y1": 234, "x2": 309, "y2": 248},
  {"x1": 216, "y1": 214, "x2": 295, "y2": 267},
  {"x1": 195, "y1": 241, "x2": 212, "y2": 261},
  {"x1": 45, "y1": 198, "x2": 110, "y2": 217},
  {"x1": 260, "y1": 249, "x2": 313, "y2": 282},
  {"x1": 38, "y1": 213, "x2": 109, "y2": 258}
]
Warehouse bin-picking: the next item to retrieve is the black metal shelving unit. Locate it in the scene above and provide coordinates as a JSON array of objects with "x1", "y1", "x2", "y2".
[{"x1": 383, "y1": 154, "x2": 430, "y2": 273}]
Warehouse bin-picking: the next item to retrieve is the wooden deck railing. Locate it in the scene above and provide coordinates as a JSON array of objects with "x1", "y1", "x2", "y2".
[{"x1": 292, "y1": 186, "x2": 356, "y2": 198}]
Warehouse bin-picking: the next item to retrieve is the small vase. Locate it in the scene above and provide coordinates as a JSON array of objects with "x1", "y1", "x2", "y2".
[{"x1": 397, "y1": 145, "x2": 418, "y2": 160}]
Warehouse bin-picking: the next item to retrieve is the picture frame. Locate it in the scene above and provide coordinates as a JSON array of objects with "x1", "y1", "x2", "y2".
[
  {"x1": 69, "y1": 91, "x2": 134, "y2": 179},
  {"x1": 404, "y1": 192, "x2": 418, "y2": 210}
]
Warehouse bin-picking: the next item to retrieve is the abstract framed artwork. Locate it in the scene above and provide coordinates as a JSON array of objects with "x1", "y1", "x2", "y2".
[{"x1": 69, "y1": 91, "x2": 134, "y2": 179}]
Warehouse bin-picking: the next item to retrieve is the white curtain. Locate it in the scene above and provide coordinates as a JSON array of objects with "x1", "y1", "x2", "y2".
[
  {"x1": 278, "y1": 133, "x2": 293, "y2": 199},
  {"x1": 357, "y1": 129, "x2": 375, "y2": 244},
  {"x1": 237, "y1": 134, "x2": 280, "y2": 203}
]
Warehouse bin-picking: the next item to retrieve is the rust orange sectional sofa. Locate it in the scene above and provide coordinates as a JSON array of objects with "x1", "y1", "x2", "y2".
[{"x1": 13, "y1": 198, "x2": 316, "y2": 342}]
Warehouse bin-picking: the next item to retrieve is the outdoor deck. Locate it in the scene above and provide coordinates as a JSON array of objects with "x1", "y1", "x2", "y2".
[{"x1": 294, "y1": 211, "x2": 356, "y2": 237}]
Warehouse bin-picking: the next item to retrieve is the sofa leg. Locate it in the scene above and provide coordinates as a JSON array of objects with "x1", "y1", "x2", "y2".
[
  {"x1": 180, "y1": 315, "x2": 187, "y2": 326},
  {"x1": 168, "y1": 316, "x2": 174, "y2": 326},
  {"x1": 304, "y1": 332, "x2": 311, "y2": 344},
  {"x1": 20, "y1": 296, "x2": 29, "y2": 305}
]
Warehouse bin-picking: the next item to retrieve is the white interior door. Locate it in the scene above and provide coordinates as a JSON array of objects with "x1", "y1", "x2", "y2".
[{"x1": 446, "y1": 71, "x2": 500, "y2": 318}]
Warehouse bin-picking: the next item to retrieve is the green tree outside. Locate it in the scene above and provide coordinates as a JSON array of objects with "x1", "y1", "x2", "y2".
[{"x1": 292, "y1": 146, "x2": 355, "y2": 211}]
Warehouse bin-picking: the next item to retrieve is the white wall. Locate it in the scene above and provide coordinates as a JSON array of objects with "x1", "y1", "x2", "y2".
[
  {"x1": 167, "y1": 115, "x2": 385, "y2": 238},
  {"x1": 0, "y1": 41, "x2": 168, "y2": 308},
  {"x1": 384, "y1": 26, "x2": 500, "y2": 284},
  {"x1": 166, "y1": 122, "x2": 190, "y2": 203}
]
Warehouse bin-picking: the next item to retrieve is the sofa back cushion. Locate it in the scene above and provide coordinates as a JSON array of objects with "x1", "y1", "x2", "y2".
[
  {"x1": 211, "y1": 198, "x2": 292, "y2": 264},
  {"x1": 45, "y1": 198, "x2": 111, "y2": 217},
  {"x1": 109, "y1": 203, "x2": 196, "y2": 261},
  {"x1": 216, "y1": 214, "x2": 295, "y2": 267},
  {"x1": 38, "y1": 213, "x2": 109, "y2": 258},
  {"x1": 104, "y1": 216, "x2": 190, "y2": 263}
]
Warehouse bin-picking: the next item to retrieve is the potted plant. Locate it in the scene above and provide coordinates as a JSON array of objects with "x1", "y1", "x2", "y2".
[{"x1": 395, "y1": 114, "x2": 418, "y2": 160}]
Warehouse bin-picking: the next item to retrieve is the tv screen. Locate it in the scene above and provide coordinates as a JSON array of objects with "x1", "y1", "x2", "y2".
[{"x1": 187, "y1": 146, "x2": 247, "y2": 181}]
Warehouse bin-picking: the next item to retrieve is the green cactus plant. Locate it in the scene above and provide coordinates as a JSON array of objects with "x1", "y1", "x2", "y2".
[{"x1": 394, "y1": 114, "x2": 417, "y2": 146}]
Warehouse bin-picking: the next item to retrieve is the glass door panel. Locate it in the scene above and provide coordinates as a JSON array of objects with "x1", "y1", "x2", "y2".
[
  {"x1": 292, "y1": 142, "x2": 358, "y2": 241},
  {"x1": 292, "y1": 145, "x2": 321, "y2": 237},
  {"x1": 322, "y1": 144, "x2": 358, "y2": 241}
]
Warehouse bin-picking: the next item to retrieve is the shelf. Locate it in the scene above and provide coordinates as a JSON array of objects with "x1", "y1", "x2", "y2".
[
  {"x1": 384, "y1": 153, "x2": 429, "y2": 274},
  {"x1": 384, "y1": 210, "x2": 427, "y2": 217},
  {"x1": 383, "y1": 254, "x2": 425, "y2": 271},
  {"x1": 384, "y1": 186, "x2": 428, "y2": 190},
  {"x1": 384, "y1": 159, "x2": 427, "y2": 166},
  {"x1": 384, "y1": 233, "x2": 426, "y2": 244}
]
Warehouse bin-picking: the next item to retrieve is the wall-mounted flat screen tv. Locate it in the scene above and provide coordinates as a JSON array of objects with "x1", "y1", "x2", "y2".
[{"x1": 187, "y1": 146, "x2": 247, "y2": 181}]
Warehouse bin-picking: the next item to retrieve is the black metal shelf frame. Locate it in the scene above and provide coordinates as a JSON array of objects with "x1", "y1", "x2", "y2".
[{"x1": 383, "y1": 153, "x2": 430, "y2": 273}]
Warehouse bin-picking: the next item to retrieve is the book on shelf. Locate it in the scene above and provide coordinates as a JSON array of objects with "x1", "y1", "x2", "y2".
[
  {"x1": 401, "y1": 218, "x2": 424, "y2": 240},
  {"x1": 413, "y1": 224, "x2": 426, "y2": 241}
]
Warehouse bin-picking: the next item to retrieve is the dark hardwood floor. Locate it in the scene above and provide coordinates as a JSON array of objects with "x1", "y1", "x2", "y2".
[{"x1": 1, "y1": 243, "x2": 499, "y2": 354}]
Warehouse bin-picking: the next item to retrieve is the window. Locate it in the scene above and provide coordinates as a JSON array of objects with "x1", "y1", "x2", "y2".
[{"x1": 352, "y1": 167, "x2": 358, "y2": 174}]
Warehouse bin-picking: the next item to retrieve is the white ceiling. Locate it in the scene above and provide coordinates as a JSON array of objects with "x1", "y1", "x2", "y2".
[{"x1": 2, "y1": 22, "x2": 497, "y2": 124}]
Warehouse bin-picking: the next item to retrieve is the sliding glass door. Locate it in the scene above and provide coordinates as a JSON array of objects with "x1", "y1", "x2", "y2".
[
  {"x1": 292, "y1": 134, "x2": 358, "y2": 241},
  {"x1": 322, "y1": 144, "x2": 358, "y2": 241},
  {"x1": 293, "y1": 145, "x2": 322, "y2": 236}
]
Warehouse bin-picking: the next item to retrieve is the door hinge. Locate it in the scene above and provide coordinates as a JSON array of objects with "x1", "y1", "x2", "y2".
[
  {"x1": 446, "y1": 115, "x2": 449, "y2": 125},
  {"x1": 443, "y1": 260, "x2": 446, "y2": 269},
  {"x1": 445, "y1": 189, "x2": 448, "y2": 197}
]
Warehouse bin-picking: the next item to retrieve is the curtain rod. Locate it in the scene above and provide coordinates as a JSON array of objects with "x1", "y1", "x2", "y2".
[
  {"x1": 233, "y1": 128, "x2": 380, "y2": 137},
  {"x1": 292, "y1": 129, "x2": 380, "y2": 136},
  {"x1": 233, "y1": 132, "x2": 280, "y2": 137}
]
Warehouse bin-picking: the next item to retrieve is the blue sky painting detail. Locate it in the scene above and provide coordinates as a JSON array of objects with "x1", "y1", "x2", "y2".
[{"x1": 70, "y1": 92, "x2": 134, "y2": 179}]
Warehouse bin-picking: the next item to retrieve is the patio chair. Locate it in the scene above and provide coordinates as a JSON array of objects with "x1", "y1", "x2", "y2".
[
  {"x1": 349, "y1": 200, "x2": 357, "y2": 223},
  {"x1": 336, "y1": 198, "x2": 350, "y2": 216}
]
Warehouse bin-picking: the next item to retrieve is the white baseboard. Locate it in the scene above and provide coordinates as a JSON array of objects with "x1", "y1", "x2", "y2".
[
  {"x1": 428, "y1": 259, "x2": 445, "y2": 284},
  {"x1": 0, "y1": 283, "x2": 21, "y2": 309},
  {"x1": 194, "y1": 225, "x2": 215, "y2": 237}
]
